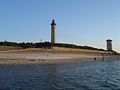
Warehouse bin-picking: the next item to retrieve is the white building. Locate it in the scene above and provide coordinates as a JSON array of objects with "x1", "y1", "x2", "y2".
[{"x1": 51, "y1": 19, "x2": 56, "y2": 44}]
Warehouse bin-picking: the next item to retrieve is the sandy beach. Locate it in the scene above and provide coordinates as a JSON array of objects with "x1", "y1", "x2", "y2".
[{"x1": 0, "y1": 48, "x2": 119, "y2": 65}]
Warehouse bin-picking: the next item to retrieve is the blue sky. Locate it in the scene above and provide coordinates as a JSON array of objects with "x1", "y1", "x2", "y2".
[{"x1": 0, "y1": 0, "x2": 120, "y2": 52}]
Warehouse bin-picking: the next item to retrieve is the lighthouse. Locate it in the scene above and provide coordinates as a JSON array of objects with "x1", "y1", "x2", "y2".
[
  {"x1": 51, "y1": 19, "x2": 56, "y2": 44},
  {"x1": 106, "y1": 39, "x2": 112, "y2": 51}
]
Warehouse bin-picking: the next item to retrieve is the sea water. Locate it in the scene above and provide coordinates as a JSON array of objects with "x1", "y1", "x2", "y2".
[{"x1": 0, "y1": 59, "x2": 120, "y2": 90}]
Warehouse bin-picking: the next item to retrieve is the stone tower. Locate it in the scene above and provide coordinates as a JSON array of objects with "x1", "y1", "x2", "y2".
[
  {"x1": 51, "y1": 19, "x2": 56, "y2": 44},
  {"x1": 106, "y1": 39, "x2": 112, "y2": 51}
]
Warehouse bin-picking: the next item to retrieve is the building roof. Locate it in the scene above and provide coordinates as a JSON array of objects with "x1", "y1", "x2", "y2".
[
  {"x1": 106, "y1": 39, "x2": 112, "y2": 41},
  {"x1": 51, "y1": 19, "x2": 56, "y2": 25}
]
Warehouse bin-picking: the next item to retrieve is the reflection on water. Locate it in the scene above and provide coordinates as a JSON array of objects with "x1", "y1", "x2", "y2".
[{"x1": 0, "y1": 60, "x2": 120, "y2": 90}]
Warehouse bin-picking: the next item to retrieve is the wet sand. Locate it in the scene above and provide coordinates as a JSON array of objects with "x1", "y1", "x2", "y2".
[{"x1": 0, "y1": 48, "x2": 119, "y2": 65}]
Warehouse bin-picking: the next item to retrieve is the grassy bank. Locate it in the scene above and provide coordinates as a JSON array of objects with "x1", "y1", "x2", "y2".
[{"x1": 0, "y1": 46, "x2": 22, "y2": 51}]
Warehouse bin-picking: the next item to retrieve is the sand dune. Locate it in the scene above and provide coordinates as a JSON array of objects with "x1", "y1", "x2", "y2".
[{"x1": 0, "y1": 48, "x2": 119, "y2": 64}]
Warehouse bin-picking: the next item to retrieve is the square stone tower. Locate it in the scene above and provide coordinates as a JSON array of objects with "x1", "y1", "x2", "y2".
[{"x1": 106, "y1": 39, "x2": 112, "y2": 51}]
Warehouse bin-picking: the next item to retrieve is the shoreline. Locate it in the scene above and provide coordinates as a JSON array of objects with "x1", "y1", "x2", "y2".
[
  {"x1": 0, "y1": 48, "x2": 119, "y2": 65},
  {"x1": 0, "y1": 58, "x2": 119, "y2": 65}
]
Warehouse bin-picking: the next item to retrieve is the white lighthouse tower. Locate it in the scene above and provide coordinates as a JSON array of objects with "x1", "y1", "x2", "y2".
[
  {"x1": 51, "y1": 19, "x2": 56, "y2": 44},
  {"x1": 106, "y1": 39, "x2": 112, "y2": 51}
]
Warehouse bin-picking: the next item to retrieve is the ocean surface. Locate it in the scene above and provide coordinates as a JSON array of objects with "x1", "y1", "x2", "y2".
[{"x1": 0, "y1": 60, "x2": 120, "y2": 90}]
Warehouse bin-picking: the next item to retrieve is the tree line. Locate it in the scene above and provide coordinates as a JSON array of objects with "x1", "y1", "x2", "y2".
[
  {"x1": 0, "y1": 41, "x2": 119, "y2": 55},
  {"x1": 0, "y1": 41, "x2": 106, "y2": 51},
  {"x1": 0, "y1": 41, "x2": 35, "y2": 49}
]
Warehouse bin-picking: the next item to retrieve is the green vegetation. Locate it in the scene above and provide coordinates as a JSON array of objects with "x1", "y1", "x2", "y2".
[
  {"x1": 0, "y1": 46, "x2": 21, "y2": 51},
  {"x1": 54, "y1": 43, "x2": 105, "y2": 51},
  {"x1": 0, "y1": 41, "x2": 106, "y2": 51},
  {"x1": 109, "y1": 50, "x2": 119, "y2": 55},
  {"x1": 0, "y1": 41, "x2": 35, "y2": 49},
  {"x1": 0, "y1": 41, "x2": 119, "y2": 54}
]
